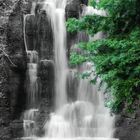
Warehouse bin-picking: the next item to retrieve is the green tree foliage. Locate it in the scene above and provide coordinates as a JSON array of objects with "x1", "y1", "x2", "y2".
[{"x1": 67, "y1": 0, "x2": 140, "y2": 112}]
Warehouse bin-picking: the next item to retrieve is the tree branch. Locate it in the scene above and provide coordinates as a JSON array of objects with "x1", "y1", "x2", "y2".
[{"x1": 0, "y1": 48, "x2": 17, "y2": 67}]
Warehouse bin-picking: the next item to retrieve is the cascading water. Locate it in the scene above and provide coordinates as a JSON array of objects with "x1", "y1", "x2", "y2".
[
  {"x1": 23, "y1": 2, "x2": 39, "y2": 137},
  {"x1": 22, "y1": 0, "x2": 119, "y2": 140},
  {"x1": 42, "y1": 0, "x2": 68, "y2": 109},
  {"x1": 42, "y1": 62, "x2": 116, "y2": 139},
  {"x1": 76, "y1": 63, "x2": 115, "y2": 138},
  {"x1": 42, "y1": 0, "x2": 117, "y2": 140},
  {"x1": 26, "y1": 51, "x2": 39, "y2": 107},
  {"x1": 23, "y1": 50, "x2": 39, "y2": 137},
  {"x1": 23, "y1": 108, "x2": 39, "y2": 137},
  {"x1": 23, "y1": 50, "x2": 39, "y2": 138},
  {"x1": 40, "y1": 0, "x2": 70, "y2": 137}
]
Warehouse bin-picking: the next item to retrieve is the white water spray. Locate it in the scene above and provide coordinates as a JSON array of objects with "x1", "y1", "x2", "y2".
[{"x1": 42, "y1": 0, "x2": 68, "y2": 109}]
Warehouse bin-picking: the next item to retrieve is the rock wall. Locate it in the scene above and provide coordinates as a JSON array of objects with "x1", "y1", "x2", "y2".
[
  {"x1": 6, "y1": 1, "x2": 33, "y2": 139},
  {"x1": 115, "y1": 102, "x2": 140, "y2": 140},
  {"x1": 6, "y1": 0, "x2": 54, "y2": 138},
  {"x1": 0, "y1": 1, "x2": 20, "y2": 139}
]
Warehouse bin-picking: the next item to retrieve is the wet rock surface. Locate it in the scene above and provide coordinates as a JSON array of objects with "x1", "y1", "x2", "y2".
[
  {"x1": 0, "y1": 1, "x2": 20, "y2": 140},
  {"x1": 0, "y1": 0, "x2": 31, "y2": 139},
  {"x1": 115, "y1": 102, "x2": 140, "y2": 140},
  {"x1": 25, "y1": 9, "x2": 53, "y2": 60},
  {"x1": 66, "y1": 0, "x2": 82, "y2": 19},
  {"x1": 7, "y1": 0, "x2": 32, "y2": 118},
  {"x1": 33, "y1": 60, "x2": 54, "y2": 136}
]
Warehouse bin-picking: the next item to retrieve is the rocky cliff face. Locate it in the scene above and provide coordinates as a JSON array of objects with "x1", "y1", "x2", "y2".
[
  {"x1": 0, "y1": 1, "x2": 19, "y2": 139},
  {"x1": 115, "y1": 103, "x2": 140, "y2": 140}
]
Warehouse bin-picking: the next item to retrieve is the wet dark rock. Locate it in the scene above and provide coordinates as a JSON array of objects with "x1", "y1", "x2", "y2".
[
  {"x1": 10, "y1": 120, "x2": 24, "y2": 139},
  {"x1": 81, "y1": 0, "x2": 88, "y2": 5},
  {"x1": 67, "y1": 69, "x2": 79, "y2": 101},
  {"x1": 6, "y1": 0, "x2": 31, "y2": 119},
  {"x1": 33, "y1": 60, "x2": 55, "y2": 136},
  {"x1": 36, "y1": 99, "x2": 51, "y2": 137},
  {"x1": 0, "y1": 126, "x2": 11, "y2": 140},
  {"x1": 25, "y1": 3, "x2": 53, "y2": 60},
  {"x1": 115, "y1": 107, "x2": 140, "y2": 140},
  {"x1": 0, "y1": 1, "x2": 32, "y2": 140},
  {"x1": 39, "y1": 60, "x2": 54, "y2": 101},
  {"x1": 0, "y1": 0, "x2": 24, "y2": 140},
  {"x1": 8, "y1": 69, "x2": 26, "y2": 118},
  {"x1": 66, "y1": 0, "x2": 82, "y2": 19}
]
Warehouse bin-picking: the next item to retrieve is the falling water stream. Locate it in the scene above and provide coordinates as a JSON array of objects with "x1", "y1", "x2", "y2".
[
  {"x1": 23, "y1": 3, "x2": 39, "y2": 137},
  {"x1": 22, "y1": 0, "x2": 119, "y2": 140},
  {"x1": 23, "y1": 50, "x2": 39, "y2": 137}
]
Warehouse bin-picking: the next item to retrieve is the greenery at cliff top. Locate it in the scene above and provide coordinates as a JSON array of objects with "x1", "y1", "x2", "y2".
[{"x1": 66, "y1": 0, "x2": 140, "y2": 113}]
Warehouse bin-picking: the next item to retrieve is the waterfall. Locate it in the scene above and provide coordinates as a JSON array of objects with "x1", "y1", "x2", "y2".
[
  {"x1": 23, "y1": 2, "x2": 39, "y2": 137},
  {"x1": 23, "y1": 1, "x2": 36, "y2": 52},
  {"x1": 23, "y1": 50, "x2": 39, "y2": 137},
  {"x1": 42, "y1": 0, "x2": 117, "y2": 139},
  {"x1": 22, "y1": 0, "x2": 119, "y2": 140},
  {"x1": 42, "y1": 0, "x2": 68, "y2": 110},
  {"x1": 26, "y1": 51, "x2": 39, "y2": 107},
  {"x1": 42, "y1": 62, "x2": 116, "y2": 139}
]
